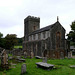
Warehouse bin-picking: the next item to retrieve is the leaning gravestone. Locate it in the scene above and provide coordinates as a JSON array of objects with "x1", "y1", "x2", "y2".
[
  {"x1": 1, "y1": 49, "x2": 9, "y2": 69},
  {"x1": 42, "y1": 57, "x2": 47, "y2": 63},
  {"x1": 21, "y1": 64, "x2": 26, "y2": 74}
]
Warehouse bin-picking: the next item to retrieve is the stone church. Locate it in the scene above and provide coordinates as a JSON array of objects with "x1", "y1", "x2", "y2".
[{"x1": 23, "y1": 15, "x2": 67, "y2": 59}]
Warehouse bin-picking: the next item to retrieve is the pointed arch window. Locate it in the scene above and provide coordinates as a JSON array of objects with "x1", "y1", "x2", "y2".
[{"x1": 56, "y1": 32, "x2": 61, "y2": 49}]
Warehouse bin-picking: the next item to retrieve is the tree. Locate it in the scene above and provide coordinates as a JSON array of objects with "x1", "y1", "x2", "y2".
[
  {"x1": 5, "y1": 34, "x2": 18, "y2": 50},
  {"x1": 0, "y1": 32, "x2": 3, "y2": 47},
  {"x1": 67, "y1": 21, "x2": 75, "y2": 45},
  {"x1": 0, "y1": 32, "x2": 3, "y2": 38},
  {"x1": 0, "y1": 32, "x2": 5, "y2": 48}
]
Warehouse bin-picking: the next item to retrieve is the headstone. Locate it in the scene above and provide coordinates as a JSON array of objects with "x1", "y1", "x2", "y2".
[
  {"x1": 1, "y1": 49, "x2": 9, "y2": 69},
  {"x1": 24, "y1": 51, "x2": 27, "y2": 58},
  {"x1": 21, "y1": 64, "x2": 26, "y2": 74},
  {"x1": 68, "y1": 51, "x2": 72, "y2": 58},
  {"x1": 8, "y1": 56, "x2": 13, "y2": 60},
  {"x1": 60, "y1": 52, "x2": 64, "y2": 59},
  {"x1": 31, "y1": 51, "x2": 34, "y2": 58},
  {"x1": 16, "y1": 56, "x2": 21, "y2": 60},
  {"x1": 42, "y1": 57, "x2": 47, "y2": 63},
  {"x1": 18, "y1": 59, "x2": 25, "y2": 63}
]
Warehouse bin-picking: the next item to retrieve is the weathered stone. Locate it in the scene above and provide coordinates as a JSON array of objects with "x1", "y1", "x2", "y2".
[
  {"x1": 68, "y1": 51, "x2": 72, "y2": 58},
  {"x1": 31, "y1": 51, "x2": 34, "y2": 58},
  {"x1": 8, "y1": 56, "x2": 13, "y2": 60},
  {"x1": 24, "y1": 51, "x2": 27, "y2": 58},
  {"x1": 36, "y1": 62, "x2": 54, "y2": 70},
  {"x1": 42, "y1": 57, "x2": 47, "y2": 63},
  {"x1": 70, "y1": 65, "x2": 75, "y2": 68},
  {"x1": 1, "y1": 49, "x2": 9, "y2": 69},
  {"x1": 35, "y1": 56, "x2": 42, "y2": 59},
  {"x1": 16, "y1": 56, "x2": 21, "y2": 60},
  {"x1": 23, "y1": 15, "x2": 68, "y2": 59},
  {"x1": 21, "y1": 64, "x2": 26, "y2": 74},
  {"x1": 18, "y1": 59, "x2": 25, "y2": 62}
]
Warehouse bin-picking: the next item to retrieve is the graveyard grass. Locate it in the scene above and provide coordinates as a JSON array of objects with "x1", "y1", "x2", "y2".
[
  {"x1": 14, "y1": 46, "x2": 22, "y2": 49},
  {"x1": 0, "y1": 58, "x2": 75, "y2": 75}
]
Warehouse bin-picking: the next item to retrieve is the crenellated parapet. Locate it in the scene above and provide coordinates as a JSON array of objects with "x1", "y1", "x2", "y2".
[{"x1": 24, "y1": 15, "x2": 40, "y2": 22}]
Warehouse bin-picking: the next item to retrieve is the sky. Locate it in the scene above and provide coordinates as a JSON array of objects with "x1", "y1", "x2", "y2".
[{"x1": 0, "y1": 0, "x2": 75, "y2": 38}]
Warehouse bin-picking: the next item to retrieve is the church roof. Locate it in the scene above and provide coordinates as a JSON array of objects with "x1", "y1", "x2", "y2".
[{"x1": 29, "y1": 21, "x2": 63, "y2": 35}]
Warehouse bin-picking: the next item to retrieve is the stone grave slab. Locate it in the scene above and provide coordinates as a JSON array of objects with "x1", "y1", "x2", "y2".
[
  {"x1": 35, "y1": 56, "x2": 42, "y2": 59},
  {"x1": 18, "y1": 59, "x2": 25, "y2": 62},
  {"x1": 36, "y1": 62, "x2": 54, "y2": 70},
  {"x1": 70, "y1": 65, "x2": 75, "y2": 68}
]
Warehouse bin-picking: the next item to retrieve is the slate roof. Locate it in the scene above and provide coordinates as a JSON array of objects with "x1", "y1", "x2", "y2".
[{"x1": 29, "y1": 21, "x2": 58, "y2": 35}]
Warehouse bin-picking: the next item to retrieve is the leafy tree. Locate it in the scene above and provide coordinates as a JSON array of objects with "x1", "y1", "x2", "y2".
[
  {"x1": 67, "y1": 21, "x2": 75, "y2": 45},
  {"x1": 0, "y1": 32, "x2": 3, "y2": 38},
  {"x1": 0, "y1": 32, "x2": 5, "y2": 48},
  {"x1": 17, "y1": 38, "x2": 23, "y2": 45},
  {"x1": 0, "y1": 32, "x2": 3, "y2": 47},
  {"x1": 5, "y1": 34, "x2": 18, "y2": 50}
]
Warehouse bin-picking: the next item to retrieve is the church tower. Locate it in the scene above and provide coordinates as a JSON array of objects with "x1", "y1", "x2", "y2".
[{"x1": 24, "y1": 16, "x2": 40, "y2": 41}]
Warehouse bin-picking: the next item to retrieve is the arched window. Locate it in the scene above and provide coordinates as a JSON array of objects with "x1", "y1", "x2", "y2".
[
  {"x1": 56, "y1": 32, "x2": 61, "y2": 49},
  {"x1": 33, "y1": 26, "x2": 36, "y2": 30}
]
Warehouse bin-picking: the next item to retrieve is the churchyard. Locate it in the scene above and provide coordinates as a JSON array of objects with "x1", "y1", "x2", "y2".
[{"x1": 0, "y1": 56, "x2": 75, "y2": 75}]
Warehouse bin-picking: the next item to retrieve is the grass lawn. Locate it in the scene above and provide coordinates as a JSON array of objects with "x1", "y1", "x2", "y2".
[
  {"x1": 14, "y1": 46, "x2": 22, "y2": 49},
  {"x1": 0, "y1": 58, "x2": 75, "y2": 75}
]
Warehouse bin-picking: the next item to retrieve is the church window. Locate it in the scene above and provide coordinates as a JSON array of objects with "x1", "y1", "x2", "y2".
[
  {"x1": 56, "y1": 32, "x2": 61, "y2": 48},
  {"x1": 33, "y1": 26, "x2": 36, "y2": 30}
]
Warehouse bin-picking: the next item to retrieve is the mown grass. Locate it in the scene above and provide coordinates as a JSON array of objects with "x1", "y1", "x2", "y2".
[
  {"x1": 14, "y1": 46, "x2": 22, "y2": 49},
  {"x1": 0, "y1": 58, "x2": 75, "y2": 75}
]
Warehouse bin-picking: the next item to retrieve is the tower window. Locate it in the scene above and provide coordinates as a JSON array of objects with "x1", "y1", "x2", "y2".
[{"x1": 33, "y1": 26, "x2": 36, "y2": 30}]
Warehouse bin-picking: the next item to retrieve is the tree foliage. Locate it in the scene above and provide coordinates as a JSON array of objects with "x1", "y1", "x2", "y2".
[
  {"x1": 0, "y1": 32, "x2": 3, "y2": 47},
  {"x1": 5, "y1": 34, "x2": 18, "y2": 50},
  {"x1": 0, "y1": 32, "x2": 3, "y2": 38},
  {"x1": 0, "y1": 32, "x2": 5, "y2": 48},
  {"x1": 67, "y1": 21, "x2": 75, "y2": 45}
]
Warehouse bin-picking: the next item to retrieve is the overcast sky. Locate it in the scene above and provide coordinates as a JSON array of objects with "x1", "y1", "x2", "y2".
[{"x1": 0, "y1": 0, "x2": 75, "y2": 38}]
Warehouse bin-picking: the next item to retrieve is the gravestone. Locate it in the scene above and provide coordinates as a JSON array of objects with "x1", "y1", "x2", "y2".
[
  {"x1": 68, "y1": 51, "x2": 72, "y2": 58},
  {"x1": 70, "y1": 65, "x2": 75, "y2": 68},
  {"x1": 60, "y1": 52, "x2": 64, "y2": 59},
  {"x1": 36, "y1": 62, "x2": 54, "y2": 70},
  {"x1": 1, "y1": 49, "x2": 9, "y2": 69},
  {"x1": 24, "y1": 51, "x2": 27, "y2": 58},
  {"x1": 31, "y1": 51, "x2": 34, "y2": 58},
  {"x1": 42, "y1": 57, "x2": 47, "y2": 63},
  {"x1": 35, "y1": 56, "x2": 42, "y2": 59},
  {"x1": 21, "y1": 64, "x2": 26, "y2": 74}
]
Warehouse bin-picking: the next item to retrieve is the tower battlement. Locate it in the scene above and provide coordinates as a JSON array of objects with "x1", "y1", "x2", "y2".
[{"x1": 24, "y1": 15, "x2": 40, "y2": 22}]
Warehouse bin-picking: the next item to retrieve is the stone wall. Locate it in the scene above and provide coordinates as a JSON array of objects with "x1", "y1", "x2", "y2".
[{"x1": 11, "y1": 49, "x2": 24, "y2": 56}]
